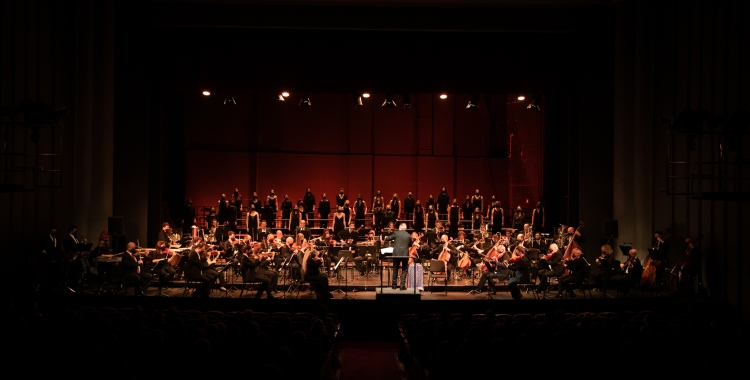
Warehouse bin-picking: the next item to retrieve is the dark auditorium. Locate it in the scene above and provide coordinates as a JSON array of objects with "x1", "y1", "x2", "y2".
[{"x1": 1, "y1": 0, "x2": 748, "y2": 378}]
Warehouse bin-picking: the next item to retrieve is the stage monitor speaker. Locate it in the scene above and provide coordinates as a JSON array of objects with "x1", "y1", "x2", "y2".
[
  {"x1": 108, "y1": 217, "x2": 124, "y2": 235},
  {"x1": 603, "y1": 220, "x2": 618, "y2": 239}
]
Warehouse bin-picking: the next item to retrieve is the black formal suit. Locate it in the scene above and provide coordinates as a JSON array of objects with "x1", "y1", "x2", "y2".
[
  {"x1": 612, "y1": 258, "x2": 642, "y2": 294},
  {"x1": 537, "y1": 251, "x2": 564, "y2": 292},
  {"x1": 41, "y1": 234, "x2": 60, "y2": 262},
  {"x1": 157, "y1": 229, "x2": 169, "y2": 245},
  {"x1": 385, "y1": 230, "x2": 411, "y2": 288},
  {"x1": 281, "y1": 244, "x2": 302, "y2": 280},
  {"x1": 63, "y1": 233, "x2": 80, "y2": 253},
  {"x1": 184, "y1": 250, "x2": 225, "y2": 297},
  {"x1": 337, "y1": 228, "x2": 358, "y2": 247},
  {"x1": 257, "y1": 227, "x2": 273, "y2": 240},
  {"x1": 507, "y1": 255, "x2": 530, "y2": 299},
  {"x1": 121, "y1": 251, "x2": 151, "y2": 296},
  {"x1": 240, "y1": 253, "x2": 274, "y2": 298},
  {"x1": 557, "y1": 257, "x2": 587, "y2": 296},
  {"x1": 306, "y1": 256, "x2": 332, "y2": 299},
  {"x1": 296, "y1": 226, "x2": 312, "y2": 240}
]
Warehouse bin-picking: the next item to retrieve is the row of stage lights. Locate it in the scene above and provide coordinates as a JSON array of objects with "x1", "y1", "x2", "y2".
[{"x1": 201, "y1": 90, "x2": 536, "y2": 110}]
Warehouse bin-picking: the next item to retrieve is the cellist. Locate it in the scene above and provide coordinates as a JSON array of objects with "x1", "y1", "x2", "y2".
[
  {"x1": 554, "y1": 248, "x2": 587, "y2": 298},
  {"x1": 474, "y1": 243, "x2": 509, "y2": 295},
  {"x1": 669, "y1": 237, "x2": 699, "y2": 296}
]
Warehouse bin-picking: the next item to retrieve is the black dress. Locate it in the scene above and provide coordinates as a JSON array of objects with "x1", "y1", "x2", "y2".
[
  {"x1": 355, "y1": 201, "x2": 366, "y2": 228},
  {"x1": 532, "y1": 208, "x2": 544, "y2": 232},
  {"x1": 448, "y1": 205, "x2": 459, "y2": 238},
  {"x1": 492, "y1": 208, "x2": 503, "y2": 234},
  {"x1": 413, "y1": 208, "x2": 425, "y2": 232},
  {"x1": 427, "y1": 211, "x2": 437, "y2": 229},
  {"x1": 289, "y1": 209, "x2": 302, "y2": 232},
  {"x1": 472, "y1": 213, "x2": 483, "y2": 230},
  {"x1": 333, "y1": 213, "x2": 346, "y2": 235},
  {"x1": 247, "y1": 212, "x2": 259, "y2": 240},
  {"x1": 390, "y1": 198, "x2": 400, "y2": 218},
  {"x1": 281, "y1": 200, "x2": 293, "y2": 228}
]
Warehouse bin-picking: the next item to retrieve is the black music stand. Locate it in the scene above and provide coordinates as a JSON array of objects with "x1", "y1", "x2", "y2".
[
  {"x1": 152, "y1": 259, "x2": 169, "y2": 297},
  {"x1": 336, "y1": 250, "x2": 355, "y2": 299},
  {"x1": 216, "y1": 262, "x2": 233, "y2": 298},
  {"x1": 379, "y1": 247, "x2": 394, "y2": 293}
]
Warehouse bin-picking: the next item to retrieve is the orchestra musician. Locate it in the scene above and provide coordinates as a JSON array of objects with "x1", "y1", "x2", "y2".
[
  {"x1": 506, "y1": 246, "x2": 530, "y2": 300},
  {"x1": 240, "y1": 244, "x2": 275, "y2": 299},
  {"x1": 591, "y1": 244, "x2": 613, "y2": 295},
  {"x1": 530, "y1": 232, "x2": 546, "y2": 251},
  {"x1": 474, "y1": 244, "x2": 510, "y2": 295},
  {"x1": 354, "y1": 230, "x2": 378, "y2": 275},
  {"x1": 536, "y1": 243, "x2": 564, "y2": 294},
  {"x1": 281, "y1": 237, "x2": 302, "y2": 281},
  {"x1": 406, "y1": 232, "x2": 425, "y2": 291},
  {"x1": 531, "y1": 201, "x2": 545, "y2": 232},
  {"x1": 337, "y1": 222, "x2": 358, "y2": 248},
  {"x1": 246, "y1": 205, "x2": 260, "y2": 241},
  {"x1": 153, "y1": 240, "x2": 176, "y2": 293},
  {"x1": 404, "y1": 192, "x2": 415, "y2": 221},
  {"x1": 280, "y1": 195, "x2": 293, "y2": 228},
  {"x1": 257, "y1": 220, "x2": 273, "y2": 241},
  {"x1": 670, "y1": 237, "x2": 700, "y2": 296},
  {"x1": 431, "y1": 235, "x2": 459, "y2": 279},
  {"x1": 122, "y1": 242, "x2": 152, "y2": 296},
  {"x1": 304, "y1": 248, "x2": 333, "y2": 299},
  {"x1": 554, "y1": 248, "x2": 587, "y2": 298},
  {"x1": 612, "y1": 248, "x2": 643, "y2": 295},
  {"x1": 184, "y1": 243, "x2": 227, "y2": 297},
  {"x1": 157, "y1": 222, "x2": 170, "y2": 247},
  {"x1": 296, "y1": 219, "x2": 312, "y2": 241},
  {"x1": 318, "y1": 193, "x2": 331, "y2": 229}
]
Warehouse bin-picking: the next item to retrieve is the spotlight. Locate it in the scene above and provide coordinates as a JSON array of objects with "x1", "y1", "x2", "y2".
[
  {"x1": 382, "y1": 94, "x2": 397, "y2": 108},
  {"x1": 527, "y1": 94, "x2": 541, "y2": 111},
  {"x1": 299, "y1": 94, "x2": 312, "y2": 107},
  {"x1": 466, "y1": 94, "x2": 479, "y2": 110},
  {"x1": 278, "y1": 94, "x2": 285, "y2": 101},
  {"x1": 362, "y1": 93, "x2": 370, "y2": 98},
  {"x1": 224, "y1": 97, "x2": 236, "y2": 105},
  {"x1": 202, "y1": 90, "x2": 211, "y2": 96},
  {"x1": 353, "y1": 93, "x2": 363, "y2": 108},
  {"x1": 439, "y1": 94, "x2": 448, "y2": 100},
  {"x1": 517, "y1": 96, "x2": 525, "y2": 101},
  {"x1": 403, "y1": 93, "x2": 411, "y2": 109},
  {"x1": 282, "y1": 92, "x2": 290, "y2": 98}
]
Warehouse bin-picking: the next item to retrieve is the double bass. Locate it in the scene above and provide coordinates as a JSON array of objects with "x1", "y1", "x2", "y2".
[
  {"x1": 640, "y1": 228, "x2": 669, "y2": 288},
  {"x1": 562, "y1": 221, "x2": 584, "y2": 275}
]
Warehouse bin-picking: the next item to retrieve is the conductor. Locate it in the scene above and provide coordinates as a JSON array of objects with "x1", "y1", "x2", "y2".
[{"x1": 385, "y1": 223, "x2": 411, "y2": 290}]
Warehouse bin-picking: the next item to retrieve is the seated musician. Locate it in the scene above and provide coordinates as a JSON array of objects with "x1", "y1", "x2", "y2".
[
  {"x1": 240, "y1": 244, "x2": 274, "y2": 299},
  {"x1": 431, "y1": 235, "x2": 459, "y2": 277},
  {"x1": 224, "y1": 230, "x2": 243, "y2": 254},
  {"x1": 281, "y1": 237, "x2": 303, "y2": 280},
  {"x1": 337, "y1": 222, "x2": 359, "y2": 249},
  {"x1": 303, "y1": 249, "x2": 333, "y2": 299},
  {"x1": 354, "y1": 230, "x2": 378, "y2": 275},
  {"x1": 554, "y1": 248, "x2": 587, "y2": 298},
  {"x1": 612, "y1": 248, "x2": 643, "y2": 295},
  {"x1": 122, "y1": 242, "x2": 152, "y2": 296},
  {"x1": 507, "y1": 246, "x2": 530, "y2": 300},
  {"x1": 152, "y1": 240, "x2": 176, "y2": 292},
  {"x1": 296, "y1": 219, "x2": 312, "y2": 240},
  {"x1": 537, "y1": 243, "x2": 564, "y2": 293},
  {"x1": 530, "y1": 232, "x2": 546, "y2": 251},
  {"x1": 257, "y1": 220, "x2": 273, "y2": 241},
  {"x1": 591, "y1": 244, "x2": 613, "y2": 294},
  {"x1": 184, "y1": 243, "x2": 226, "y2": 297},
  {"x1": 474, "y1": 244, "x2": 509, "y2": 295}
]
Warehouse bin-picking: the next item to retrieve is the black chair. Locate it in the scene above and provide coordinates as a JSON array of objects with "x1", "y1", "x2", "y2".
[{"x1": 428, "y1": 260, "x2": 448, "y2": 294}]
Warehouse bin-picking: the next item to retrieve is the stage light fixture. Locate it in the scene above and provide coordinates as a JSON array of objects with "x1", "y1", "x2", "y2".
[
  {"x1": 353, "y1": 93, "x2": 364, "y2": 108},
  {"x1": 439, "y1": 94, "x2": 448, "y2": 100},
  {"x1": 202, "y1": 90, "x2": 211, "y2": 96},
  {"x1": 282, "y1": 92, "x2": 290, "y2": 98},
  {"x1": 278, "y1": 94, "x2": 285, "y2": 101},
  {"x1": 382, "y1": 94, "x2": 397, "y2": 108},
  {"x1": 527, "y1": 94, "x2": 541, "y2": 111},
  {"x1": 517, "y1": 96, "x2": 525, "y2": 101},
  {"x1": 466, "y1": 94, "x2": 479, "y2": 110},
  {"x1": 362, "y1": 93, "x2": 370, "y2": 98},
  {"x1": 299, "y1": 94, "x2": 312, "y2": 107},
  {"x1": 403, "y1": 94, "x2": 411, "y2": 109},
  {"x1": 224, "y1": 96, "x2": 236, "y2": 105}
]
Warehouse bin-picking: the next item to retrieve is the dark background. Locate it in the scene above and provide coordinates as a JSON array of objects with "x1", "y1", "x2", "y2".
[{"x1": 0, "y1": 0, "x2": 747, "y2": 316}]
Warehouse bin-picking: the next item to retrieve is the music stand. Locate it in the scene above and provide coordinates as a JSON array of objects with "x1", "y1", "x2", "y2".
[
  {"x1": 152, "y1": 259, "x2": 170, "y2": 297},
  {"x1": 216, "y1": 262, "x2": 234, "y2": 298},
  {"x1": 336, "y1": 250, "x2": 355, "y2": 299}
]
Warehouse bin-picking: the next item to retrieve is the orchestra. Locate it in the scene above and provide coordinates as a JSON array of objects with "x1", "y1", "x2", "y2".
[{"x1": 48, "y1": 184, "x2": 702, "y2": 301}]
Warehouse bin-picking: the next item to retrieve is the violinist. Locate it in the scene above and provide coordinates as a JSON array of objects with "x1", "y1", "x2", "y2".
[
  {"x1": 224, "y1": 230, "x2": 243, "y2": 254},
  {"x1": 591, "y1": 245, "x2": 613, "y2": 295},
  {"x1": 611, "y1": 248, "x2": 642, "y2": 295},
  {"x1": 122, "y1": 242, "x2": 152, "y2": 296},
  {"x1": 554, "y1": 248, "x2": 586, "y2": 298},
  {"x1": 253, "y1": 242, "x2": 279, "y2": 293},
  {"x1": 152, "y1": 240, "x2": 176, "y2": 293},
  {"x1": 184, "y1": 243, "x2": 224, "y2": 297},
  {"x1": 281, "y1": 236, "x2": 303, "y2": 281},
  {"x1": 536, "y1": 243, "x2": 564, "y2": 294},
  {"x1": 506, "y1": 246, "x2": 529, "y2": 300},
  {"x1": 240, "y1": 244, "x2": 274, "y2": 299},
  {"x1": 474, "y1": 244, "x2": 509, "y2": 295},
  {"x1": 304, "y1": 248, "x2": 333, "y2": 299},
  {"x1": 337, "y1": 222, "x2": 359, "y2": 249},
  {"x1": 530, "y1": 232, "x2": 546, "y2": 251}
]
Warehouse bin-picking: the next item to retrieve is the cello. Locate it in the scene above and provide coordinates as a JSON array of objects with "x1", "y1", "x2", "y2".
[{"x1": 640, "y1": 228, "x2": 669, "y2": 288}]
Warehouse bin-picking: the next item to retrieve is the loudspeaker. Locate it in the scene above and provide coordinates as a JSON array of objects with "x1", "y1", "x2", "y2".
[
  {"x1": 108, "y1": 216, "x2": 125, "y2": 235},
  {"x1": 110, "y1": 234, "x2": 127, "y2": 253},
  {"x1": 603, "y1": 220, "x2": 618, "y2": 239}
]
